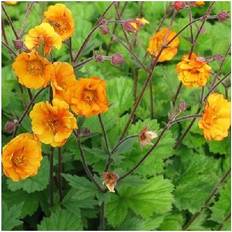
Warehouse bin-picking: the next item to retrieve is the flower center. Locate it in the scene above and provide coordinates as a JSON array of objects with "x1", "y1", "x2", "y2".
[
  {"x1": 11, "y1": 150, "x2": 25, "y2": 166},
  {"x1": 202, "y1": 106, "x2": 216, "y2": 126},
  {"x1": 48, "y1": 117, "x2": 60, "y2": 133},
  {"x1": 27, "y1": 60, "x2": 44, "y2": 75},
  {"x1": 82, "y1": 90, "x2": 96, "y2": 104},
  {"x1": 49, "y1": 19, "x2": 70, "y2": 35}
]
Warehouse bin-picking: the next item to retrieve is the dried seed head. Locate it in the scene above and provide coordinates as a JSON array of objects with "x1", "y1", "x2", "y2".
[
  {"x1": 139, "y1": 128, "x2": 158, "y2": 146},
  {"x1": 103, "y1": 172, "x2": 118, "y2": 192},
  {"x1": 111, "y1": 53, "x2": 124, "y2": 65}
]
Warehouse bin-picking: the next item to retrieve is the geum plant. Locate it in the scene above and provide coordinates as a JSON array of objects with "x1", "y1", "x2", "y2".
[{"x1": 2, "y1": 1, "x2": 231, "y2": 230}]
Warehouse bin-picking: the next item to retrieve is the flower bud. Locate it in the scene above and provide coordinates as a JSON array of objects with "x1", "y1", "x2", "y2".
[
  {"x1": 213, "y1": 54, "x2": 224, "y2": 62},
  {"x1": 4, "y1": 119, "x2": 17, "y2": 134},
  {"x1": 95, "y1": 54, "x2": 104, "y2": 62},
  {"x1": 13, "y1": 39, "x2": 24, "y2": 50},
  {"x1": 103, "y1": 172, "x2": 118, "y2": 192},
  {"x1": 111, "y1": 53, "x2": 124, "y2": 65},
  {"x1": 122, "y1": 18, "x2": 149, "y2": 33},
  {"x1": 217, "y1": 11, "x2": 230, "y2": 22},
  {"x1": 178, "y1": 101, "x2": 187, "y2": 112},
  {"x1": 99, "y1": 23, "x2": 109, "y2": 35},
  {"x1": 139, "y1": 128, "x2": 158, "y2": 146},
  {"x1": 173, "y1": 1, "x2": 185, "y2": 11}
]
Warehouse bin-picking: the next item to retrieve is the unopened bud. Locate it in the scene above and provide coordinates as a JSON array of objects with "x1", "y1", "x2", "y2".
[
  {"x1": 111, "y1": 53, "x2": 124, "y2": 65},
  {"x1": 217, "y1": 11, "x2": 230, "y2": 22},
  {"x1": 13, "y1": 39, "x2": 24, "y2": 50},
  {"x1": 173, "y1": 1, "x2": 185, "y2": 11},
  {"x1": 178, "y1": 101, "x2": 187, "y2": 112},
  {"x1": 213, "y1": 54, "x2": 224, "y2": 62},
  {"x1": 100, "y1": 23, "x2": 109, "y2": 35},
  {"x1": 4, "y1": 119, "x2": 17, "y2": 134},
  {"x1": 95, "y1": 54, "x2": 104, "y2": 62},
  {"x1": 103, "y1": 172, "x2": 118, "y2": 192}
]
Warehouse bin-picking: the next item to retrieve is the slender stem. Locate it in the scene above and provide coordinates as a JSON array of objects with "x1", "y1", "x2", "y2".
[
  {"x1": 2, "y1": 4, "x2": 19, "y2": 39},
  {"x1": 188, "y1": 2, "x2": 215, "y2": 58},
  {"x1": 173, "y1": 107, "x2": 201, "y2": 149},
  {"x1": 217, "y1": 212, "x2": 231, "y2": 230},
  {"x1": 73, "y1": 57, "x2": 93, "y2": 69},
  {"x1": 149, "y1": 81, "x2": 154, "y2": 118},
  {"x1": 98, "y1": 115, "x2": 111, "y2": 166},
  {"x1": 58, "y1": 147, "x2": 63, "y2": 201},
  {"x1": 204, "y1": 72, "x2": 231, "y2": 101},
  {"x1": 118, "y1": 125, "x2": 169, "y2": 182},
  {"x1": 170, "y1": 114, "x2": 202, "y2": 125},
  {"x1": 2, "y1": 18, "x2": 9, "y2": 45},
  {"x1": 111, "y1": 135, "x2": 138, "y2": 154},
  {"x1": 106, "y1": 1, "x2": 127, "y2": 55},
  {"x1": 12, "y1": 88, "x2": 46, "y2": 137},
  {"x1": 172, "y1": 83, "x2": 182, "y2": 107},
  {"x1": 73, "y1": 130, "x2": 105, "y2": 192},
  {"x1": 49, "y1": 147, "x2": 54, "y2": 207},
  {"x1": 2, "y1": 41, "x2": 17, "y2": 57},
  {"x1": 73, "y1": 2, "x2": 114, "y2": 63},
  {"x1": 27, "y1": 89, "x2": 33, "y2": 101},
  {"x1": 183, "y1": 168, "x2": 231, "y2": 230}
]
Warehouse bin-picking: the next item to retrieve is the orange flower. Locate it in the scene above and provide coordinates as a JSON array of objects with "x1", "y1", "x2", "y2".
[
  {"x1": 12, "y1": 51, "x2": 54, "y2": 89},
  {"x1": 147, "y1": 27, "x2": 180, "y2": 62},
  {"x1": 24, "y1": 22, "x2": 62, "y2": 55},
  {"x1": 195, "y1": 1, "x2": 205, "y2": 7},
  {"x1": 176, "y1": 53, "x2": 212, "y2": 87},
  {"x1": 103, "y1": 172, "x2": 118, "y2": 192},
  {"x1": 139, "y1": 128, "x2": 158, "y2": 146},
  {"x1": 29, "y1": 99, "x2": 77, "y2": 147},
  {"x1": 4, "y1": 1, "x2": 17, "y2": 5},
  {"x1": 68, "y1": 77, "x2": 109, "y2": 117},
  {"x1": 124, "y1": 17, "x2": 149, "y2": 33},
  {"x1": 2, "y1": 133, "x2": 42, "y2": 181},
  {"x1": 51, "y1": 62, "x2": 77, "y2": 102},
  {"x1": 198, "y1": 93, "x2": 231, "y2": 141},
  {"x1": 44, "y1": 3, "x2": 74, "y2": 41}
]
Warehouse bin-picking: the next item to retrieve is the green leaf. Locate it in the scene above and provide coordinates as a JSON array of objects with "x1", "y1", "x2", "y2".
[
  {"x1": 38, "y1": 208, "x2": 82, "y2": 230},
  {"x1": 174, "y1": 152, "x2": 220, "y2": 213},
  {"x1": 117, "y1": 119, "x2": 175, "y2": 176},
  {"x1": 210, "y1": 180, "x2": 231, "y2": 223},
  {"x1": 7, "y1": 157, "x2": 49, "y2": 193},
  {"x1": 62, "y1": 174, "x2": 99, "y2": 210},
  {"x1": 208, "y1": 137, "x2": 230, "y2": 156},
  {"x1": 159, "y1": 213, "x2": 184, "y2": 230},
  {"x1": 2, "y1": 201, "x2": 23, "y2": 230},
  {"x1": 107, "y1": 77, "x2": 133, "y2": 116},
  {"x1": 105, "y1": 176, "x2": 174, "y2": 227},
  {"x1": 3, "y1": 190, "x2": 39, "y2": 218}
]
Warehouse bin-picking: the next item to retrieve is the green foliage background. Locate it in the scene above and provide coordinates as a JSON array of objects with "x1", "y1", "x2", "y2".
[{"x1": 2, "y1": 1, "x2": 231, "y2": 231}]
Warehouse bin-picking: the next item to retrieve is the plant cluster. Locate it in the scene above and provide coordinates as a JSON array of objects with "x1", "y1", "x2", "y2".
[{"x1": 2, "y1": 1, "x2": 231, "y2": 231}]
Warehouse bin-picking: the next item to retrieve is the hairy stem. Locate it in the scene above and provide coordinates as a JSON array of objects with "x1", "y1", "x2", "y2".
[{"x1": 73, "y1": 130, "x2": 105, "y2": 192}]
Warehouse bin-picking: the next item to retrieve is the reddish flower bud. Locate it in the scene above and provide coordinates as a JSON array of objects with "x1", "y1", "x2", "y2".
[
  {"x1": 13, "y1": 39, "x2": 24, "y2": 50},
  {"x1": 173, "y1": 1, "x2": 185, "y2": 11},
  {"x1": 217, "y1": 11, "x2": 230, "y2": 22},
  {"x1": 213, "y1": 54, "x2": 224, "y2": 62},
  {"x1": 111, "y1": 53, "x2": 124, "y2": 65},
  {"x1": 4, "y1": 120, "x2": 17, "y2": 134},
  {"x1": 103, "y1": 172, "x2": 118, "y2": 192},
  {"x1": 178, "y1": 101, "x2": 187, "y2": 112},
  {"x1": 99, "y1": 23, "x2": 109, "y2": 35},
  {"x1": 95, "y1": 54, "x2": 104, "y2": 62}
]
